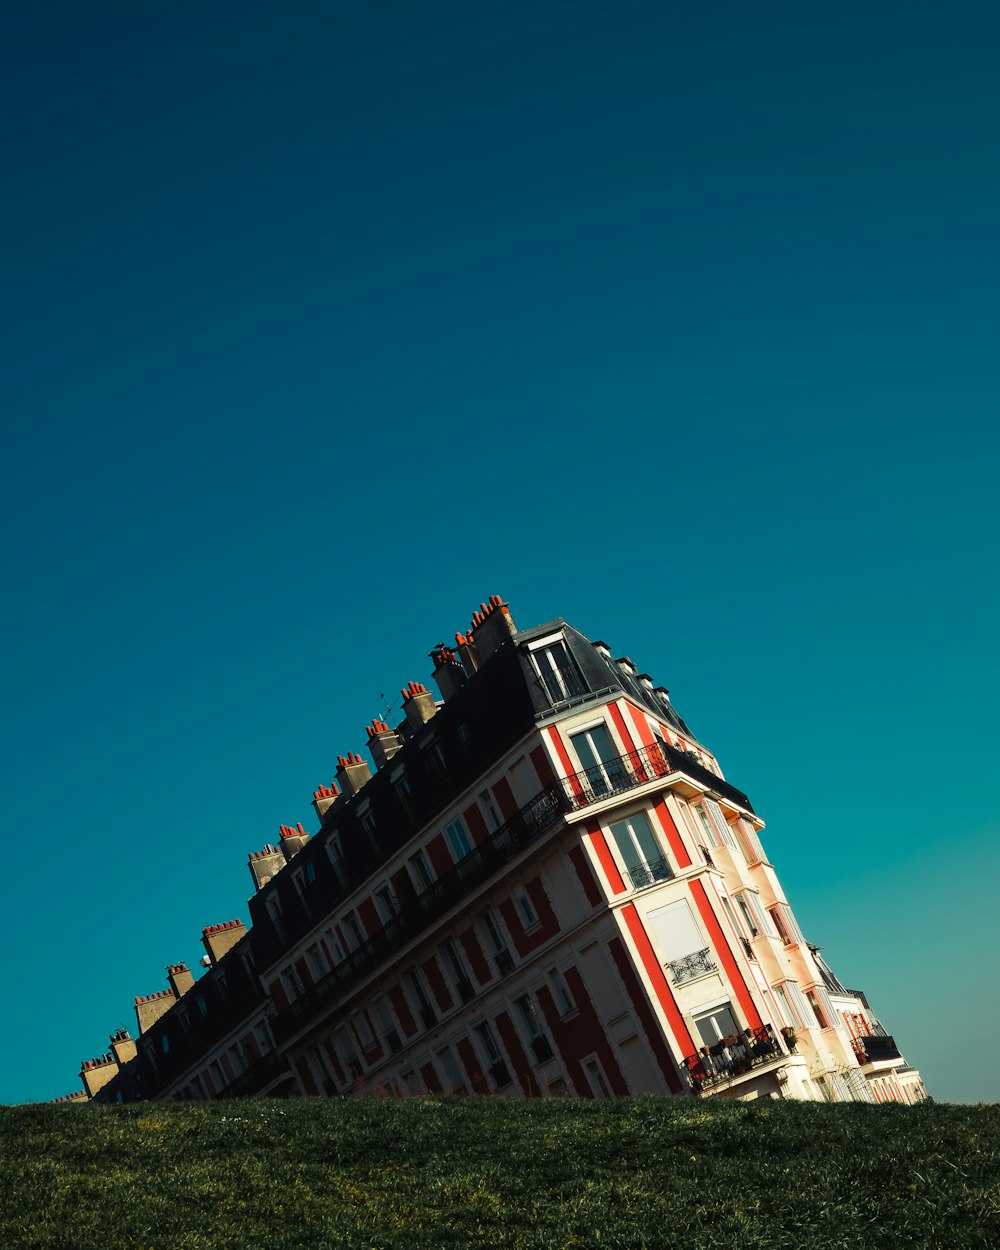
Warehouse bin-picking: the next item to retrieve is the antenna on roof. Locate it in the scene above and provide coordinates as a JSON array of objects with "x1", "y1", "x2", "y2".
[{"x1": 377, "y1": 687, "x2": 399, "y2": 722}]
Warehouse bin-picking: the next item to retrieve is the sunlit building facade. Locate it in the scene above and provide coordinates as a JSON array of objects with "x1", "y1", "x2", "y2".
[{"x1": 71, "y1": 598, "x2": 925, "y2": 1106}]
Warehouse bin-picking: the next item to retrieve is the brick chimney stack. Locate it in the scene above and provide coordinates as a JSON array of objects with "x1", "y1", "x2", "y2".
[
  {"x1": 366, "y1": 719, "x2": 403, "y2": 769},
  {"x1": 201, "y1": 919, "x2": 247, "y2": 967},
  {"x1": 166, "y1": 963, "x2": 195, "y2": 998},
  {"x1": 430, "y1": 644, "x2": 466, "y2": 700},
  {"x1": 79, "y1": 1052, "x2": 118, "y2": 1099},
  {"x1": 335, "y1": 752, "x2": 372, "y2": 797},
  {"x1": 401, "y1": 681, "x2": 437, "y2": 732},
  {"x1": 278, "y1": 822, "x2": 310, "y2": 859},
  {"x1": 455, "y1": 630, "x2": 479, "y2": 677},
  {"x1": 312, "y1": 782, "x2": 340, "y2": 825},
  {"x1": 468, "y1": 595, "x2": 516, "y2": 660},
  {"x1": 109, "y1": 1028, "x2": 136, "y2": 1067},
  {"x1": 248, "y1": 843, "x2": 286, "y2": 891},
  {"x1": 134, "y1": 987, "x2": 176, "y2": 1035}
]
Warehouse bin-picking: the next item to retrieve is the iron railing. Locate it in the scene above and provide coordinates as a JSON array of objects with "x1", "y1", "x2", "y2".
[
  {"x1": 272, "y1": 784, "x2": 564, "y2": 1042},
  {"x1": 219, "y1": 1050, "x2": 290, "y2": 1099},
  {"x1": 684, "y1": 1025, "x2": 783, "y2": 1092},
  {"x1": 668, "y1": 947, "x2": 715, "y2": 985},
  {"x1": 853, "y1": 1035, "x2": 901, "y2": 1065},
  {"x1": 560, "y1": 742, "x2": 754, "y2": 814},
  {"x1": 626, "y1": 856, "x2": 673, "y2": 890}
]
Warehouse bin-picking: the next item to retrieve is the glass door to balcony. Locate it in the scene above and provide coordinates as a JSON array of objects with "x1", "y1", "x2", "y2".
[
  {"x1": 570, "y1": 723, "x2": 626, "y2": 799},
  {"x1": 608, "y1": 811, "x2": 671, "y2": 889}
]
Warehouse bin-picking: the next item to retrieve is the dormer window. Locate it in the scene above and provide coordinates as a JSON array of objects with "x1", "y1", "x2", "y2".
[{"x1": 527, "y1": 638, "x2": 587, "y2": 704}]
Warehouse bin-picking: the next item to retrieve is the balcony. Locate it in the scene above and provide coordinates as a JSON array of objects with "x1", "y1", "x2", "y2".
[
  {"x1": 853, "y1": 1035, "x2": 902, "y2": 1065},
  {"x1": 272, "y1": 784, "x2": 564, "y2": 1043},
  {"x1": 668, "y1": 947, "x2": 716, "y2": 985},
  {"x1": 219, "y1": 1050, "x2": 291, "y2": 1099},
  {"x1": 560, "y1": 743, "x2": 754, "y2": 815},
  {"x1": 683, "y1": 1025, "x2": 784, "y2": 1093},
  {"x1": 626, "y1": 856, "x2": 673, "y2": 890}
]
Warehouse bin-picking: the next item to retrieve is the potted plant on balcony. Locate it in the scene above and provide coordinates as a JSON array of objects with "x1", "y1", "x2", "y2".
[{"x1": 780, "y1": 1026, "x2": 798, "y2": 1051}]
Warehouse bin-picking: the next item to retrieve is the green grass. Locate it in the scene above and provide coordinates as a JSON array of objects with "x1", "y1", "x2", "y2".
[{"x1": 3, "y1": 1097, "x2": 998, "y2": 1249}]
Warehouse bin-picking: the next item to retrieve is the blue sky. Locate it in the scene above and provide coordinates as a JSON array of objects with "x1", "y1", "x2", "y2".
[{"x1": 3, "y1": 1, "x2": 998, "y2": 1104}]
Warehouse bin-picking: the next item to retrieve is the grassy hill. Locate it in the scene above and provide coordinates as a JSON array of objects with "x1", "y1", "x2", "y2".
[{"x1": 3, "y1": 1097, "x2": 998, "y2": 1249}]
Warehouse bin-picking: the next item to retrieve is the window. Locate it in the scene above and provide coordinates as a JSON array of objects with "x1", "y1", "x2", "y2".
[
  {"x1": 442, "y1": 938, "x2": 474, "y2": 1001},
  {"x1": 427, "y1": 739, "x2": 447, "y2": 777},
  {"x1": 374, "y1": 882, "x2": 398, "y2": 924},
  {"x1": 769, "y1": 904, "x2": 805, "y2": 948},
  {"x1": 777, "y1": 980, "x2": 813, "y2": 1031},
  {"x1": 738, "y1": 890, "x2": 778, "y2": 938},
  {"x1": 305, "y1": 943, "x2": 328, "y2": 981},
  {"x1": 702, "y1": 798, "x2": 738, "y2": 850},
  {"x1": 408, "y1": 848, "x2": 435, "y2": 892},
  {"x1": 393, "y1": 774, "x2": 415, "y2": 822},
  {"x1": 570, "y1": 723, "x2": 626, "y2": 796},
  {"x1": 304, "y1": 860, "x2": 317, "y2": 885},
  {"x1": 515, "y1": 992, "x2": 554, "y2": 1062},
  {"x1": 608, "y1": 810, "x2": 670, "y2": 888},
  {"x1": 326, "y1": 836, "x2": 348, "y2": 888},
  {"x1": 515, "y1": 889, "x2": 539, "y2": 928},
  {"x1": 692, "y1": 803, "x2": 719, "y2": 848},
  {"x1": 372, "y1": 997, "x2": 401, "y2": 1053},
  {"x1": 734, "y1": 894, "x2": 759, "y2": 937},
  {"x1": 530, "y1": 639, "x2": 588, "y2": 704},
  {"x1": 352, "y1": 1010, "x2": 374, "y2": 1049},
  {"x1": 482, "y1": 910, "x2": 514, "y2": 975},
  {"x1": 359, "y1": 808, "x2": 379, "y2": 849},
  {"x1": 694, "y1": 1002, "x2": 741, "y2": 1049},
  {"x1": 547, "y1": 967, "x2": 576, "y2": 1017},
  {"x1": 474, "y1": 1020, "x2": 511, "y2": 1087},
  {"x1": 446, "y1": 817, "x2": 473, "y2": 861},
  {"x1": 405, "y1": 968, "x2": 436, "y2": 1028},
  {"x1": 325, "y1": 928, "x2": 346, "y2": 965},
  {"x1": 266, "y1": 895, "x2": 286, "y2": 942},
  {"x1": 342, "y1": 911, "x2": 365, "y2": 951},
  {"x1": 334, "y1": 1024, "x2": 362, "y2": 1080},
  {"x1": 582, "y1": 1056, "x2": 611, "y2": 1098},
  {"x1": 479, "y1": 790, "x2": 501, "y2": 831}
]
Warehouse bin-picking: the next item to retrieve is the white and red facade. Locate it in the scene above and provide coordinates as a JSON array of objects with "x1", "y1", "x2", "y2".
[{"x1": 79, "y1": 599, "x2": 925, "y2": 1106}]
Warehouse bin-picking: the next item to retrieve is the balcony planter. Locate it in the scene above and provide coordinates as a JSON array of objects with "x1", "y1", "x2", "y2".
[{"x1": 780, "y1": 1026, "x2": 798, "y2": 1052}]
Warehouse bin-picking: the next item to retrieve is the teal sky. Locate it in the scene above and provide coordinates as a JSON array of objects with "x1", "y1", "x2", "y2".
[{"x1": 3, "y1": 2, "x2": 998, "y2": 1104}]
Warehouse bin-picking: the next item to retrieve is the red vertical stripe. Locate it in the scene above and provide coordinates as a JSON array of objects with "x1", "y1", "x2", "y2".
[
  {"x1": 459, "y1": 927, "x2": 492, "y2": 986},
  {"x1": 607, "y1": 936, "x2": 682, "y2": 1093},
  {"x1": 688, "y1": 879, "x2": 763, "y2": 1030},
  {"x1": 388, "y1": 985, "x2": 417, "y2": 1037},
  {"x1": 358, "y1": 898, "x2": 380, "y2": 937},
  {"x1": 422, "y1": 956, "x2": 454, "y2": 1012},
  {"x1": 426, "y1": 833, "x2": 452, "y2": 877},
  {"x1": 608, "y1": 702, "x2": 638, "y2": 753},
  {"x1": 624, "y1": 700, "x2": 657, "y2": 748},
  {"x1": 420, "y1": 1062, "x2": 443, "y2": 1093},
  {"x1": 587, "y1": 820, "x2": 625, "y2": 895},
  {"x1": 620, "y1": 903, "x2": 697, "y2": 1057},
  {"x1": 492, "y1": 777, "x2": 518, "y2": 821},
  {"x1": 530, "y1": 745, "x2": 555, "y2": 788},
  {"x1": 568, "y1": 844, "x2": 603, "y2": 907},
  {"x1": 456, "y1": 1037, "x2": 489, "y2": 1094},
  {"x1": 652, "y1": 797, "x2": 692, "y2": 869},
  {"x1": 463, "y1": 803, "x2": 490, "y2": 844},
  {"x1": 495, "y1": 1011, "x2": 541, "y2": 1096}
]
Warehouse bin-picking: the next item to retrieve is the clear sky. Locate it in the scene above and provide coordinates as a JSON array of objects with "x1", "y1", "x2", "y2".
[{"x1": 3, "y1": 1, "x2": 998, "y2": 1105}]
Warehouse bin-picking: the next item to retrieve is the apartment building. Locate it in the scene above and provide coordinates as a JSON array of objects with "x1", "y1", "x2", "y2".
[{"x1": 72, "y1": 598, "x2": 925, "y2": 1106}]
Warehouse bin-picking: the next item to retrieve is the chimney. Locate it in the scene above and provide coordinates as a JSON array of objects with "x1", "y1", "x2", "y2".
[
  {"x1": 166, "y1": 963, "x2": 195, "y2": 998},
  {"x1": 335, "y1": 752, "x2": 372, "y2": 797},
  {"x1": 248, "y1": 843, "x2": 286, "y2": 891},
  {"x1": 366, "y1": 719, "x2": 403, "y2": 769},
  {"x1": 278, "y1": 822, "x2": 310, "y2": 859},
  {"x1": 51, "y1": 1090, "x2": 88, "y2": 1104},
  {"x1": 455, "y1": 630, "x2": 479, "y2": 677},
  {"x1": 109, "y1": 1028, "x2": 136, "y2": 1067},
  {"x1": 430, "y1": 644, "x2": 466, "y2": 701},
  {"x1": 134, "y1": 987, "x2": 176, "y2": 1034},
  {"x1": 79, "y1": 1053, "x2": 118, "y2": 1098},
  {"x1": 401, "y1": 681, "x2": 437, "y2": 732},
  {"x1": 201, "y1": 919, "x2": 247, "y2": 967},
  {"x1": 311, "y1": 781, "x2": 340, "y2": 825},
  {"x1": 468, "y1": 595, "x2": 516, "y2": 660}
]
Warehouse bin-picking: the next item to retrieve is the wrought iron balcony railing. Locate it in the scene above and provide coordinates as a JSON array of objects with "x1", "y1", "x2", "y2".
[
  {"x1": 560, "y1": 742, "x2": 754, "y2": 814},
  {"x1": 219, "y1": 1049, "x2": 290, "y2": 1100},
  {"x1": 683, "y1": 1025, "x2": 783, "y2": 1093},
  {"x1": 853, "y1": 1035, "x2": 902, "y2": 1065},
  {"x1": 626, "y1": 856, "x2": 673, "y2": 890},
  {"x1": 272, "y1": 784, "x2": 564, "y2": 1043},
  {"x1": 668, "y1": 947, "x2": 716, "y2": 985}
]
